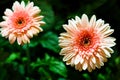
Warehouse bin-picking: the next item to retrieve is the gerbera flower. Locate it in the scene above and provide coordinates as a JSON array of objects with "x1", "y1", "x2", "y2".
[
  {"x1": 59, "y1": 14, "x2": 116, "y2": 72},
  {"x1": 0, "y1": 1, "x2": 45, "y2": 45}
]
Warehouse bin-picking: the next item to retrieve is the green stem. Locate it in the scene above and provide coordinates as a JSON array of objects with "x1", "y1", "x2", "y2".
[{"x1": 26, "y1": 44, "x2": 31, "y2": 77}]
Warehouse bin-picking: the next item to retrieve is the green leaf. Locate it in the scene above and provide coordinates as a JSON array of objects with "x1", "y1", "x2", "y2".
[
  {"x1": 30, "y1": 58, "x2": 42, "y2": 69},
  {"x1": 18, "y1": 65, "x2": 25, "y2": 75},
  {"x1": 47, "y1": 54, "x2": 67, "y2": 77},
  {"x1": 30, "y1": 54, "x2": 67, "y2": 77},
  {"x1": 22, "y1": 57, "x2": 28, "y2": 62},
  {"x1": 39, "y1": 32, "x2": 60, "y2": 53},
  {"x1": 49, "y1": 61, "x2": 67, "y2": 77},
  {"x1": 115, "y1": 57, "x2": 120, "y2": 65},
  {"x1": 82, "y1": 73, "x2": 91, "y2": 80},
  {"x1": 38, "y1": 67, "x2": 52, "y2": 80},
  {"x1": 6, "y1": 52, "x2": 20, "y2": 63},
  {"x1": 45, "y1": 53, "x2": 51, "y2": 61},
  {"x1": 97, "y1": 73, "x2": 106, "y2": 80}
]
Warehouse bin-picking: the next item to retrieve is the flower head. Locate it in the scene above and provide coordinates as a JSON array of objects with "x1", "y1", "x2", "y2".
[
  {"x1": 59, "y1": 14, "x2": 116, "y2": 72},
  {"x1": 0, "y1": 1, "x2": 45, "y2": 45}
]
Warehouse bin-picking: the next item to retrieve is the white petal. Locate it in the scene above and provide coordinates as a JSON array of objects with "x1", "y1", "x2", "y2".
[
  {"x1": 12, "y1": 1, "x2": 21, "y2": 11},
  {"x1": 22, "y1": 34, "x2": 30, "y2": 44},
  {"x1": 26, "y1": 30, "x2": 33, "y2": 38},
  {"x1": 3, "y1": 16, "x2": 8, "y2": 20},
  {"x1": 35, "y1": 26, "x2": 43, "y2": 32},
  {"x1": 74, "y1": 55, "x2": 80, "y2": 65},
  {"x1": 21, "y1": 1, "x2": 25, "y2": 8},
  {"x1": 82, "y1": 61, "x2": 88, "y2": 70},
  {"x1": 95, "y1": 19, "x2": 104, "y2": 29},
  {"x1": 70, "y1": 57, "x2": 75, "y2": 66},
  {"x1": 4, "y1": 9, "x2": 13, "y2": 17},
  {"x1": 105, "y1": 47, "x2": 114, "y2": 53},
  {"x1": 104, "y1": 37, "x2": 116, "y2": 42},
  {"x1": 90, "y1": 15, "x2": 96, "y2": 27},
  {"x1": 0, "y1": 21, "x2": 8, "y2": 27},
  {"x1": 98, "y1": 24, "x2": 110, "y2": 33},
  {"x1": 101, "y1": 37, "x2": 116, "y2": 47},
  {"x1": 75, "y1": 16, "x2": 81, "y2": 22},
  {"x1": 17, "y1": 36, "x2": 22, "y2": 45},
  {"x1": 100, "y1": 60, "x2": 104, "y2": 66},
  {"x1": 81, "y1": 14, "x2": 89, "y2": 27},
  {"x1": 60, "y1": 47, "x2": 72, "y2": 55},
  {"x1": 63, "y1": 52, "x2": 76, "y2": 61},
  {"x1": 63, "y1": 25, "x2": 73, "y2": 34},
  {"x1": 89, "y1": 60, "x2": 95, "y2": 69},
  {"x1": 68, "y1": 20, "x2": 78, "y2": 31},
  {"x1": 30, "y1": 6, "x2": 40, "y2": 16},
  {"x1": 60, "y1": 33, "x2": 71, "y2": 38},
  {"x1": 9, "y1": 33, "x2": 16, "y2": 44},
  {"x1": 91, "y1": 56, "x2": 96, "y2": 64},
  {"x1": 101, "y1": 42, "x2": 116, "y2": 47},
  {"x1": 26, "y1": 2, "x2": 34, "y2": 11},
  {"x1": 102, "y1": 48, "x2": 111, "y2": 58},
  {"x1": 59, "y1": 39, "x2": 72, "y2": 47},
  {"x1": 79, "y1": 56, "x2": 84, "y2": 64},
  {"x1": 1, "y1": 28, "x2": 10, "y2": 37},
  {"x1": 95, "y1": 57, "x2": 101, "y2": 68},
  {"x1": 39, "y1": 21, "x2": 45, "y2": 25},
  {"x1": 75, "y1": 16, "x2": 82, "y2": 28},
  {"x1": 103, "y1": 29, "x2": 114, "y2": 37}
]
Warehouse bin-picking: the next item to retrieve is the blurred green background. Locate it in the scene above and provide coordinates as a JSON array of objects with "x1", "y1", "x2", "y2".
[{"x1": 0, "y1": 0, "x2": 120, "y2": 80}]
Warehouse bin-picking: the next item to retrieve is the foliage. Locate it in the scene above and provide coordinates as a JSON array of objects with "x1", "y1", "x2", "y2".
[{"x1": 0, "y1": 0, "x2": 120, "y2": 80}]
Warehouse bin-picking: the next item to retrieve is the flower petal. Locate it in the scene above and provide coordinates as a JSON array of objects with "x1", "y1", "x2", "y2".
[
  {"x1": 26, "y1": 2, "x2": 34, "y2": 11},
  {"x1": 90, "y1": 15, "x2": 96, "y2": 27},
  {"x1": 74, "y1": 54, "x2": 80, "y2": 65},
  {"x1": 82, "y1": 60, "x2": 88, "y2": 70},
  {"x1": 4, "y1": 9, "x2": 13, "y2": 17},
  {"x1": 103, "y1": 29, "x2": 114, "y2": 37},
  {"x1": 63, "y1": 52, "x2": 76, "y2": 61},
  {"x1": 17, "y1": 36, "x2": 22, "y2": 45},
  {"x1": 95, "y1": 19, "x2": 104, "y2": 29},
  {"x1": 60, "y1": 47, "x2": 73, "y2": 55},
  {"x1": 9, "y1": 33, "x2": 16, "y2": 44},
  {"x1": 12, "y1": 1, "x2": 21, "y2": 11},
  {"x1": 81, "y1": 14, "x2": 89, "y2": 27}
]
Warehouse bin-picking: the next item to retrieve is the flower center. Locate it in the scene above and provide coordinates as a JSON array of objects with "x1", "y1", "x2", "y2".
[
  {"x1": 17, "y1": 19, "x2": 23, "y2": 24},
  {"x1": 15, "y1": 17, "x2": 26, "y2": 28},
  {"x1": 10, "y1": 11, "x2": 31, "y2": 29},
  {"x1": 80, "y1": 33, "x2": 92, "y2": 47},
  {"x1": 82, "y1": 37, "x2": 91, "y2": 46},
  {"x1": 75, "y1": 28, "x2": 100, "y2": 52}
]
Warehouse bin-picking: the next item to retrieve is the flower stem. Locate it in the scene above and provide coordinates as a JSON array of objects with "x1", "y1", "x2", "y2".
[{"x1": 26, "y1": 44, "x2": 31, "y2": 77}]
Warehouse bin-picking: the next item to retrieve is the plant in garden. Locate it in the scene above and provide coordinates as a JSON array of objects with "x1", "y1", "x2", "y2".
[
  {"x1": 59, "y1": 14, "x2": 116, "y2": 72},
  {"x1": 0, "y1": 1, "x2": 45, "y2": 45}
]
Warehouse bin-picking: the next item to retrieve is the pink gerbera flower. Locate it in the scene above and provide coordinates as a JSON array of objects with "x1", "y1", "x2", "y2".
[
  {"x1": 0, "y1": 1, "x2": 45, "y2": 45},
  {"x1": 59, "y1": 14, "x2": 116, "y2": 72}
]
